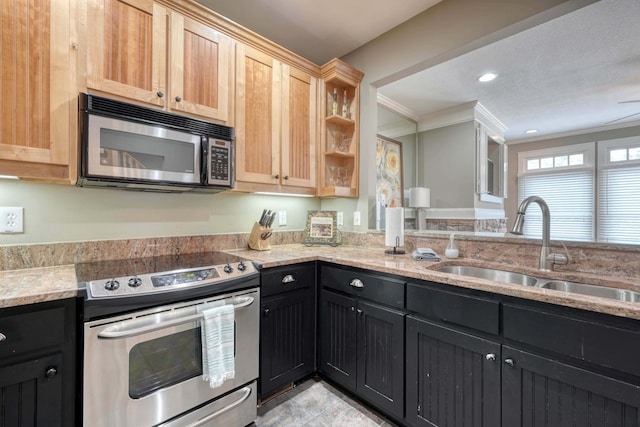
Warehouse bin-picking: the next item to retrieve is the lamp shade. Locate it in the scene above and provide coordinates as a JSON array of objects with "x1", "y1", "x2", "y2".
[
  {"x1": 384, "y1": 207, "x2": 404, "y2": 247},
  {"x1": 409, "y1": 187, "x2": 430, "y2": 208}
]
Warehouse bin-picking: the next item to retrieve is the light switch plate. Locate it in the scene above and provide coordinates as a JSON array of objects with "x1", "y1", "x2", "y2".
[
  {"x1": 278, "y1": 210, "x2": 287, "y2": 226},
  {"x1": 0, "y1": 207, "x2": 24, "y2": 233},
  {"x1": 353, "y1": 211, "x2": 361, "y2": 226},
  {"x1": 337, "y1": 212, "x2": 344, "y2": 226}
]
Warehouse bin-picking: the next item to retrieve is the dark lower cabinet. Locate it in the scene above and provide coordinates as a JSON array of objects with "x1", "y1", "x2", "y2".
[
  {"x1": 319, "y1": 289, "x2": 405, "y2": 420},
  {"x1": 0, "y1": 298, "x2": 75, "y2": 427},
  {"x1": 0, "y1": 353, "x2": 63, "y2": 426},
  {"x1": 260, "y1": 263, "x2": 315, "y2": 399},
  {"x1": 502, "y1": 345, "x2": 640, "y2": 427},
  {"x1": 405, "y1": 316, "x2": 501, "y2": 427}
]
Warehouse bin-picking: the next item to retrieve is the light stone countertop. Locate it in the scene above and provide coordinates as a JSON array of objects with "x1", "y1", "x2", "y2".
[{"x1": 2, "y1": 244, "x2": 640, "y2": 322}]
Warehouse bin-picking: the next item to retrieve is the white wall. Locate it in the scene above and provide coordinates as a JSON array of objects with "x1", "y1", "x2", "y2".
[{"x1": 0, "y1": 181, "x2": 320, "y2": 245}]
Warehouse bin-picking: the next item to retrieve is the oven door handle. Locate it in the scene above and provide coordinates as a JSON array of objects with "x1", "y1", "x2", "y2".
[
  {"x1": 97, "y1": 296, "x2": 255, "y2": 339},
  {"x1": 185, "y1": 386, "x2": 252, "y2": 427}
]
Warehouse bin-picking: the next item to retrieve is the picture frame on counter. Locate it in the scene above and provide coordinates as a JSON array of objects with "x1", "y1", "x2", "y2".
[{"x1": 303, "y1": 210, "x2": 341, "y2": 246}]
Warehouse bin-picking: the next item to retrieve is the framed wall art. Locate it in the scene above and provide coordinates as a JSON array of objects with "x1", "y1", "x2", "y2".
[
  {"x1": 303, "y1": 210, "x2": 340, "y2": 246},
  {"x1": 376, "y1": 135, "x2": 404, "y2": 208}
]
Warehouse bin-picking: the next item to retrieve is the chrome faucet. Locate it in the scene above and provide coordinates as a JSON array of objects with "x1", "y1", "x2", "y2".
[{"x1": 511, "y1": 196, "x2": 568, "y2": 271}]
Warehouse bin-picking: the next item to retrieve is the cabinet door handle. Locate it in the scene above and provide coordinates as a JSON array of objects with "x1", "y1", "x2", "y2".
[
  {"x1": 349, "y1": 278, "x2": 364, "y2": 288},
  {"x1": 284, "y1": 175, "x2": 289, "y2": 180},
  {"x1": 156, "y1": 90, "x2": 164, "y2": 98},
  {"x1": 45, "y1": 366, "x2": 58, "y2": 381},
  {"x1": 263, "y1": 308, "x2": 270, "y2": 317},
  {"x1": 175, "y1": 95, "x2": 182, "y2": 102},
  {"x1": 275, "y1": 174, "x2": 280, "y2": 179},
  {"x1": 282, "y1": 274, "x2": 296, "y2": 284},
  {"x1": 356, "y1": 309, "x2": 363, "y2": 315},
  {"x1": 0, "y1": 332, "x2": 5, "y2": 342},
  {"x1": 485, "y1": 353, "x2": 496, "y2": 361},
  {"x1": 350, "y1": 306, "x2": 355, "y2": 312},
  {"x1": 504, "y1": 358, "x2": 515, "y2": 367}
]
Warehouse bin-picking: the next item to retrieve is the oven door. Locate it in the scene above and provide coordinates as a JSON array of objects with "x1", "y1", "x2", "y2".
[
  {"x1": 83, "y1": 289, "x2": 259, "y2": 427},
  {"x1": 84, "y1": 114, "x2": 202, "y2": 185}
]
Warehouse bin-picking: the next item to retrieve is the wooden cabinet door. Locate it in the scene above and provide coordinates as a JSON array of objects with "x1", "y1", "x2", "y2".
[
  {"x1": 169, "y1": 13, "x2": 231, "y2": 122},
  {"x1": 87, "y1": 0, "x2": 167, "y2": 107},
  {"x1": 0, "y1": 0, "x2": 75, "y2": 181},
  {"x1": 406, "y1": 316, "x2": 501, "y2": 427},
  {"x1": 260, "y1": 288, "x2": 315, "y2": 399},
  {"x1": 0, "y1": 353, "x2": 64, "y2": 427},
  {"x1": 318, "y1": 290, "x2": 358, "y2": 391},
  {"x1": 235, "y1": 43, "x2": 281, "y2": 187},
  {"x1": 502, "y1": 345, "x2": 640, "y2": 427},
  {"x1": 356, "y1": 300, "x2": 405, "y2": 420},
  {"x1": 281, "y1": 65, "x2": 317, "y2": 189}
]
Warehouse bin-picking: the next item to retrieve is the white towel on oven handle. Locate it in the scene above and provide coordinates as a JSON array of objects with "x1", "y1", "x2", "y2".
[{"x1": 198, "y1": 302, "x2": 235, "y2": 388}]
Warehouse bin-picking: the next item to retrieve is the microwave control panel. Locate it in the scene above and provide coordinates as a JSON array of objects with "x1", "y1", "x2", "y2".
[{"x1": 207, "y1": 138, "x2": 231, "y2": 185}]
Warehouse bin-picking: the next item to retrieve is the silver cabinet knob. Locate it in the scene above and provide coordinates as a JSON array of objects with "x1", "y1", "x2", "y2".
[
  {"x1": 175, "y1": 95, "x2": 182, "y2": 102},
  {"x1": 349, "y1": 278, "x2": 364, "y2": 288},
  {"x1": 156, "y1": 90, "x2": 164, "y2": 98},
  {"x1": 0, "y1": 332, "x2": 5, "y2": 342},
  {"x1": 282, "y1": 274, "x2": 296, "y2": 284},
  {"x1": 357, "y1": 309, "x2": 363, "y2": 315},
  {"x1": 485, "y1": 353, "x2": 496, "y2": 361},
  {"x1": 504, "y1": 358, "x2": 515, "y2": 367}
]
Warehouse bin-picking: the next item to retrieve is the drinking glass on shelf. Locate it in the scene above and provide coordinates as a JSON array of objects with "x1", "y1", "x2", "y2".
[
  {"x1": 341, "y1": 137, "x2": 352, "y2": 153},
  {"x1": 327, "y1": 164, "x2": 337, "y2": 186}
]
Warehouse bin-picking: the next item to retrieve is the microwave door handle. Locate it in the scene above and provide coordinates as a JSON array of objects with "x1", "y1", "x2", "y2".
[
  {"x1": 97, "y1": 296, "x2": 255, "y2": 339},
  {"x1": 185, "y1": 386, "x2": 252, "y2": 427}
]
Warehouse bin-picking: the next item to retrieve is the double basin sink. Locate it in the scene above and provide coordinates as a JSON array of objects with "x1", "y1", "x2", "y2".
[{"x1": 432, "y1": 264, "x2": 640, "y2": 303}]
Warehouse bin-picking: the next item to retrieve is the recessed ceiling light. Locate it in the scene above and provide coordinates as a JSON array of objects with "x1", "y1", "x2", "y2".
[
  {"x1": 478, "y1": 73, "x2": 497, "y2": 82},
  {"x1": 525, "y1": 129, "x2": 538, "y2": 134}
]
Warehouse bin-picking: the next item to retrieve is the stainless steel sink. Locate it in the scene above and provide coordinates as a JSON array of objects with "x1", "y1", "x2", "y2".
[
  {"x1": 432, "y1": 264, "x2": 640, "y2": 303},
  {"x1": 539, "y1": 280, "x2": 640, "y2": 302},
  {"x1": 434, "y1": 265, "x2": 538, "y2": 286}
]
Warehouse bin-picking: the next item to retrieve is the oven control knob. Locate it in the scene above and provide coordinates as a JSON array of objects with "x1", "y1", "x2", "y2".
[
  {"x1": 223, "y1": 264, "x2": 234, "y2": 274},
  {"x1": 104, "y1": 279, "x2": 120, "y2": 291},
  {"x1": 128, "y1": 277, "x2": 142, "y2": 288},
  {"x1": 238, "y1": 261, "x2": 247, "y2": 272}
]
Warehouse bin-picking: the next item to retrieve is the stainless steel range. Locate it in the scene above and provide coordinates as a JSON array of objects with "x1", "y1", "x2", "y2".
[{"x1": 76, "y1": 252, "x2": 259, "y2": 427}]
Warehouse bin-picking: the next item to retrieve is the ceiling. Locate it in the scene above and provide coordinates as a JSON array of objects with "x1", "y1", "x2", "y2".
[
  {"x1": 378, "y1": 0, "x2": 640, "y2": 142},
  {"x1": 195, "y1": 0, "x2": 441, "y2": 65},
  {"x1": 195, "y1": 0, "x2": 640, "y2": 143}
]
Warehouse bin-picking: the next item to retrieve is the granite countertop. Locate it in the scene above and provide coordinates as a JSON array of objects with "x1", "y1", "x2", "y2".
[{"x1": 2, "y1": 244, "x2": 640, "y2": 321}]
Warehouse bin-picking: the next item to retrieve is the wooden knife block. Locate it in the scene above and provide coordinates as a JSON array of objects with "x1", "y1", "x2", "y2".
[{"x1": 248, "y1": 221, "x2": 272, "y2": 251}]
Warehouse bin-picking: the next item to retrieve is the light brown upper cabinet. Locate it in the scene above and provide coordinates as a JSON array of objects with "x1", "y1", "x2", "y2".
[
  {"x1": 319, "y1": 59, "x2": 364, "y2": 197},
  {"x1": 0, "y1": 0, "x2": 77, "y2": 182},
  {"x1": 87, "y1": 0, "x2": 232, "y2": 123},
  {"x1": 234, "y1": 43, "x2": 317, "y2": 194}
]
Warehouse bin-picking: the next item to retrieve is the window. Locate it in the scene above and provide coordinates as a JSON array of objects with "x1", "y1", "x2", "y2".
[
  {"x1": 597, "y1": 137, "x2": 640, "y2": 243},
  {"x1": 517, "y1": 143, "x2": 594, "y2": 242},
  {"x1": 517, "y1": 137, "x2": 640, "y2": 244}
]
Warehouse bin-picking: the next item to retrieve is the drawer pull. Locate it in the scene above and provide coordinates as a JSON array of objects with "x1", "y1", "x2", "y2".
[
  {"x1": 45, "y1": 367, "x2": 58, "y2": 381},
  {"x1": 485, "y1": 353, "x2": 496, "y2": 361},
  {"x1": 282, "y1": 274, "x2": 296, "y2": 284},
  {"x1": 0, "y1": 333, "x2": 5, "y2": 342},
  {"x1": 349, "y1": 279, "x2": 364, "y2": 288},
  {"x1": 504, "y1": 358, "x2": 515, "y2": 367}
]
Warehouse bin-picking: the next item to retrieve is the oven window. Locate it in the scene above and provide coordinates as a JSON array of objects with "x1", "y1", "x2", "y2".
[{"x1": 129, "y1": 328, "x2": 202, "y2": 399}]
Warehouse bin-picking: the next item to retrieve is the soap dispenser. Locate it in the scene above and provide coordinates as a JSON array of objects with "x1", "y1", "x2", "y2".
[{"x1": 445, "y1": 234, "x2": 459, "y2": 258}]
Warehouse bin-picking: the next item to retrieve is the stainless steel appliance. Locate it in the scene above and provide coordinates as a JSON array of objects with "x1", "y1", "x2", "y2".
[
  {"x1": 78, "y1": 93, "x2": 234, "y2": 193},
  {"x1": 76, "y1": 252, "x2": 259, "y2": 427}
]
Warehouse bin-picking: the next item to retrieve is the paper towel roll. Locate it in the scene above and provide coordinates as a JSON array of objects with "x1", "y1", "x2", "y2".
[
  {"x1": 409, "y1": 187, "x2": 430, "y2": 208},
  {"x1": 385, "y1": 207, "x2": 404, "y2": 247}
]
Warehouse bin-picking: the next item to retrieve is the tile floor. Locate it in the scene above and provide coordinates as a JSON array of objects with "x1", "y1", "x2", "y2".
[{"x1": 254, "y1": 378, "x2": 399, "y2": 427}]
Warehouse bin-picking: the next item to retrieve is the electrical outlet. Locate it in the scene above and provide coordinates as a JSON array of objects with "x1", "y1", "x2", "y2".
[
  {"x1": 353, "y1": 211, "x2": 361, "y2": 226},
  {"x1": 278, "y1": 210, "x2": 287, "y2": 226},
  {"x1": 0, "y1": 207, "x2": 24, "y2": 233},
  {"x1": 337, "y1": 212, "x2": 344, "y2": 226}
]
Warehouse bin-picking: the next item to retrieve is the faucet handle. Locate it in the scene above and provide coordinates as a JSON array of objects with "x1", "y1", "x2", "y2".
[{"x1": 547, "y1": 240, "x2": 571, "y2": 266}]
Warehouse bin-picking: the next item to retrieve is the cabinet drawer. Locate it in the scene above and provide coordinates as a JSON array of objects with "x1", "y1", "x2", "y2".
[
  {"x1": 503, "y1": 303, "x2": 640, "y2": 377},
  {"x1": 320, "y1": 265, "x2": 405, "y2": 309},
  {"x1": 406, "y1": 282, "x2": 500, "y2": 335},
  {"x1": 261, "y1": 263, "x2": 315, "y2": 297},
  {"x1": 0, "y1": 306, "x2": 66, "y2": 359}
]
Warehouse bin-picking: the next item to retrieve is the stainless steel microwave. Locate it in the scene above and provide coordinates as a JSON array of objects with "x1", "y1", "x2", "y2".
[{"x1": 78, "y1": 93, "x2": 234, "y2": 193}]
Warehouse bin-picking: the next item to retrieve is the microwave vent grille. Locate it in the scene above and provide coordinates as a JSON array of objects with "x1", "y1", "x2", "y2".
[{"x1": 83, "y1": 94, "x2": 234, "y2": 141}]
